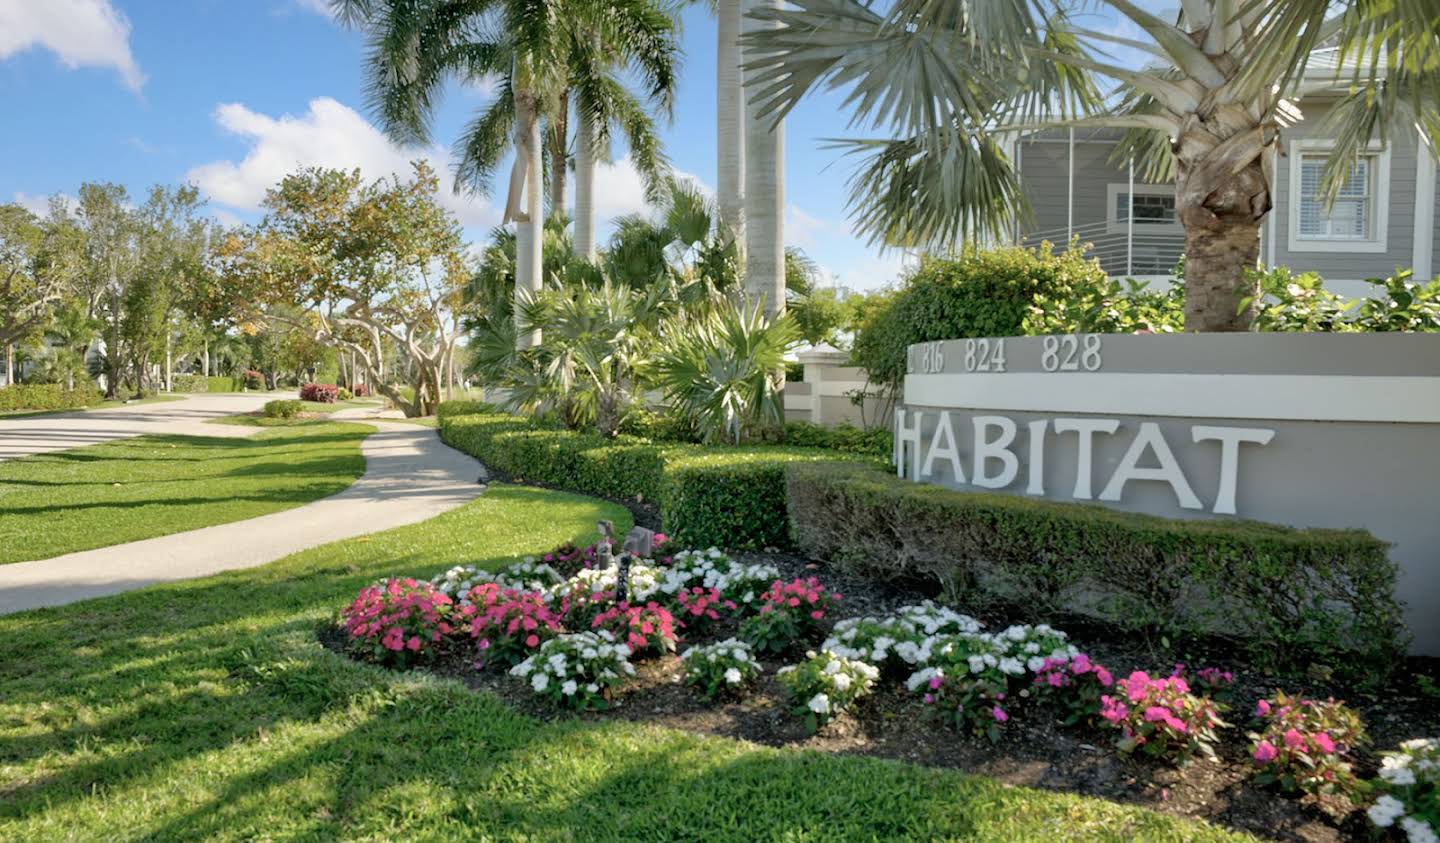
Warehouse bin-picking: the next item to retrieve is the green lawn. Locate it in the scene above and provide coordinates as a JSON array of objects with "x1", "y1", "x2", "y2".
[
  {"x1": 0, "y1": 421, "x2": 369, "y2": 564},
  {"x1": 0, "y1": 486, "x2": 1255, "y2": 841}
]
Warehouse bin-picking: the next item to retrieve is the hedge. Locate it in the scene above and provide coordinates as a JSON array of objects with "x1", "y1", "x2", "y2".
[
  {"x1": 207, "y1": 376, "x2": 239, "y2": 393},
  {"x1": 0, "y1": 383, "x2": 104, "y2": 412},
  {"x1": 785, "y1": 462, "x2": 1407, "y2": 682},
  {"x1": 171, "y1": 374, "x2": 208, "y2": 392},
  {"x1": 437, "y1": 406, "x2": 879, "y2": 549}
]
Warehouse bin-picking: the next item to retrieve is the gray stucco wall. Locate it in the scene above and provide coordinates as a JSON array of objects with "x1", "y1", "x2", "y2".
[{"x1": 898, "y1": 333, "x2": 1440, "y2": 655}]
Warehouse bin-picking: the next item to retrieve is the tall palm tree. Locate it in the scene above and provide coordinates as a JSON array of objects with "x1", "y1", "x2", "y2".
[
  {"x1": 337, "y1": 0, "x2": 678, "y2": 340},
  {"x1": 716, "y1": 0, "x2": 746, "y2": 260},
  {"x1": 336, "y1": 0, "x2": 673, "y2": 302},
  {"x1": 740, "y1": 0, "x2": 785, "y2": 317},
  {"x1": 743, "y1": 0, "x2": 1440, "y2": 331}
]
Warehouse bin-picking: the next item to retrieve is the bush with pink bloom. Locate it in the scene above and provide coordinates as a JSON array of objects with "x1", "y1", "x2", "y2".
[
  {"x1": 591, "y1": 601, "x2": 678, "y2": 658},
  {"x1": 341, "y1": 578, "x2": 456, "y2": 666},
  {"x1": 672, "y1": 586, "x2": 737, "y2": 635},
  {"x1": 1171, "y1": 663, "x2": 1237, "y2": 702},
  {"x1": 1031, "y1": 653, "x2": 1116, "y2": 727},
  {"x1": 1247, "y1": 690, "x2": 1367, "y2": 796},
  {"x1": 466, "y1": 584, "x2": 564, "y2": 668},
  {"x1": 1098, "y1": 670, "x2": 1225, "y2": 764},
  {"x1": 738, "y1": 578, "x2": 840, "y2": 655}
]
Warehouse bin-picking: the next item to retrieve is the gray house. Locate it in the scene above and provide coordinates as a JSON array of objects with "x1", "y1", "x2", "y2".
[{"x1": 1014, "y1": 53, "x2": 1439, "y2": 298}]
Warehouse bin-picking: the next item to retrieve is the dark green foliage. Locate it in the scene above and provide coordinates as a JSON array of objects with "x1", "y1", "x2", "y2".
[
  {"x1": 439, "y1": 407, "x2": 879, "y2": 549},
  {"x1": 172, "y1": 374, "x2": 209, "y2": 392},
  {"x1": 784, "y1": 421, "x2": 892, "y2": 457},
  {"x1": 852, "y1": 246, "x2": 1105, "y2": 390},
  {"x1": 0, "y1": 383, "x2": 103, "y2": 412},
  {"x1": 264, "y1": 399, "x2": 303, "y2": 419},
  {"x1": 785, "y1": 462, "x2": 1406, "y2": 683}
]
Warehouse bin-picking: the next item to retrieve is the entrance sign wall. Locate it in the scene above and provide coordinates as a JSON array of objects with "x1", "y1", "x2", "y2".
[{"x1": 897, "y1": 333, "x2": 1440, "y2": 654}]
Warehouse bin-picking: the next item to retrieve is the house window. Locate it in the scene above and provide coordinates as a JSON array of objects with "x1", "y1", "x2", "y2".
[
  {"x1": 1105, "y1": 184, "x2": 1182, "y2": 234},
  {"x1": 1116, "y1": 192, "x2": 1177, "y2": 225},
  {"x1": 1296, "y1": 154, "x2": 1374, "y2": 240},
  {"x1": 1287, "y1": 140, "x2": 1389, "y2": 254}
]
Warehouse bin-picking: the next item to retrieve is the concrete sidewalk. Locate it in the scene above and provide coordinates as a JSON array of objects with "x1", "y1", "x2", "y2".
[
  {"x1": 0, "y1": 393, "x2": 272, "y2": 461},
  {"x1": 0, "y1": 421, "x2": 485, "y2": 615}
]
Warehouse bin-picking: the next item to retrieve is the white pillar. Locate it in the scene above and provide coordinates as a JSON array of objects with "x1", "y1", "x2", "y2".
[
  {"x1": 1066, "y1": 128, "x2": 1075, "y2": 242},
  {"x1": 1126, "y1": 156, "x2": 1135, "y2": 276},
  {"x1": 1414, "y1": 127, "x2": 1437, "y2": 280}
]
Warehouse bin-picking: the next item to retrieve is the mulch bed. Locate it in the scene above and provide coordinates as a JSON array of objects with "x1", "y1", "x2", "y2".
[{"x1": 320, "y1": 547, "x2": 1440, "y2": 843}]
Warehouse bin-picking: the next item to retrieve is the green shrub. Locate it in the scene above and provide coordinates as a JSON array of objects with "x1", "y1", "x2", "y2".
[
  {"x1": 172, "y1": 374, "x2": 208, "y2": 392},
  {"x1": 1023, "y1": 276, "x2": 1185, "y2": 335},
  {"x1": 0, "y1": 383, "x2": 104, "y2": 412},
  {"x1": 438, "y1": 405, "x2": 879, "y2": 549},
  {"x1": 784, "y1": 421, "x2": 892, "y2": 457},
  {"x1": 264, "y1": 399, "x2": 303, "y2": 419},
  {"x1": 206, "y1": 376, "x2": 238, "y2": 393},
  {"x1": 785, "y1": 462, "x2": 1405, "y2": 683},
  {"x1": 852, "y1": 246, "x2": 1104, "y2": 390}
]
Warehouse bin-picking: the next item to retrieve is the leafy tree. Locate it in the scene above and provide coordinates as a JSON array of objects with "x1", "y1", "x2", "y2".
[
  {"x1": 744, "y1": 0, "x2": 1440, "y2": 331},
  {"x1": 0, "y1": 202, "x2": 83, "y2": 380},
  {"x1": 221, "y1": 162, "x2": 468, "y2": 416}
]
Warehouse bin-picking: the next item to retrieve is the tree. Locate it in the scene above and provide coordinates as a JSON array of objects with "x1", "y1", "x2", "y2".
[
  {"x1": 716, "y1": 0, "x2": 746, "y2": 262},
  {"x1": 743, "y1": 0, "x2": 1440, "y2": 331},
  {"x1": 76, "y1": 183, "x2": 139, "y2": 397},
  {"x1": 741, "y1": 0, "x2": 786, "y2": 317},
  {"x1": 337, "y1": 0, "x2": 679, "y2": 344},
  {"x1": 222, "y1": 162, "x2": 468, "y2": 417},
  {"x1": 0, "y1": 202, "x2": 82, "y2": 378}
]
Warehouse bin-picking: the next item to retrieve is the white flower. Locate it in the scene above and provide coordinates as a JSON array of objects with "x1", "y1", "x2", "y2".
[
  {"x1": 1382, "y1": 766, "x2": 1418, "y2": 786},
  {"x1": 724, "y1": 667, "x2": 743, "y2": 684},
  {"x1": 511, "y1": 661, "x2": 533, "y2": 677},
  {"x1": 1368, "y1": 795, "x2": 1405, "y2": 828},
  {"x1": 999, "y1": 658, "x2": 1024, "y2": 675},
  {"x1": 531, "y1": 673, "x2": 550, "y2": 692},
  {"x1": 561, "y1": 680, "x2": 578, "y2": 696},
  {"x1": 1401, "y1": 816, "x2": 1438, "y2": 843},
  {"x1": 822, "y1": 659, "x2": 842, "y2": 675},
  {"x1": 967, "y1": 655, "x2": 985, "y2": 674},
  {"x1": 586, "y1": 683, "x2": 599, "y2": 693},
  {"x1": 808, "y1": 693, "x2": 831, "y2": 714},
  {"x1": 1027, "y1": 656, "x2": 1046, "y2": 672},
  {"x1": 831, "y1": 672, "x2": 853, "y2": 692}
]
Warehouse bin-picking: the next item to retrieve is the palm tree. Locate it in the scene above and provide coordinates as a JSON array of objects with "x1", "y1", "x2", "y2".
[
  {"x1": 740, "y1": 0, "x2": 788, "y2": 318},
  {"x1": 337, "y1": 0, "x2": 678, "y2": 343},
  {"x1": 743, "y1": 0, "x2": 1440, "y2": 331},
  {"x1": 716, "y1": 0, "x2": 746, "y2": 259}
]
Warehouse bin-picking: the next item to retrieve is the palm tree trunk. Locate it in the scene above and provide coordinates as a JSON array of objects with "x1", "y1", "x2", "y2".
[
  {"x1": 1175, "y1": 139, "x2": 1270, "y2": 331},
  {"x1": 742, "y1": 0, "x2": 784, "y2": 317},
  {"x1": 514, "y1": 86, "x2": 545, "y2": 349},
  {"x1": 574, "y1": 108, "x2": 598, "y2": 261},
  {"x1": 547, "y1": 95, "x2": 568, "y2": 218},
  {"x1": 718, "y1": 0, "x2": 746, "y2": 259}
]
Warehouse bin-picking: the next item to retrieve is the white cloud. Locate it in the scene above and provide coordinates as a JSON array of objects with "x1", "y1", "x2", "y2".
[
  {"x1": 293, "y1": 0, "x2": 334, "y2": 15},
  {"x1": 185, "y1": 97, "x2": 501, "y2": 231},
  {"x1": 786, "y1": 204, "x2": 833, "y2": 251},
  {"x1": 209, "y1": 208, "x2": 244, "y2": 228},
  {"x1": 0, "y1": 0, "x2": 144, "y2": 92},
  {"x1": 12, "y1": 191, "x2": 77, "y2": 216}
]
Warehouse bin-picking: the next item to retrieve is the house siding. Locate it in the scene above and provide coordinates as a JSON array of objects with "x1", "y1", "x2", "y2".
[
  {"x1": 1015, "y1": 101, "x2": 1434, "y2": 285},
  {"x1": 1271, "y1": 99, "x2": 1417, "y2": 280}
]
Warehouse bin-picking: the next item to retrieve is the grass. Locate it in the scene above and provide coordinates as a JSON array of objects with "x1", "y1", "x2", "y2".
[
  {"x1": 0, "y1": 486, "x2": 1256, "y2": 841},
  {"x1": 0, "y1": 420, "x2": 369, "y2": 564},
  {"x1": 0, "y1": 394, "x2": 186, "y2": 420}
]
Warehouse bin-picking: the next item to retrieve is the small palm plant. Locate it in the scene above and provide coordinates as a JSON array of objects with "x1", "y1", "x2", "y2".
[{"x1": 654, "y1": 299, "x2": 798, "y2": 444}]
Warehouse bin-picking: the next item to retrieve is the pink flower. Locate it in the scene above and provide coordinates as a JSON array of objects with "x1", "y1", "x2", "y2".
[
  {"x1": 1143, "y1": 706, "x2": 1171, "y2": 723},
  {"x1": 1046, "y1": 672, "x2": 1065, "y2": 687},
  {"x1": 406, "y1": 636, "x2": 422, "y2": 651},
  {"x1": 992, "y1": 706, "x2": 1009, "y2": 723},
  {"x1": 1282, "y1": 728, "x2": 1306, "y2": 750},
  {"x1": 1312, "y1": 732, "x2": 1336, "y2": 754},
  {"x1": 928, "y1": 676, "x2": 943, "y2": 691},
  {"x1": 1255, "y1": 699, "x2": 1271, "y2": 717},
  {"x1": 478, "y1": 638, "x2": 490, "y2": 650},
  {"x1": 1253, "y1": 741, "x2": 1278, "y2": 763},
  {"x1": 810, "y1": 610, "x2": 824, "y2": 620},
  {"x1": 922, "y1": 693, "x2": 934, "y2": 704},
  {"x1": 1095, "y1": 667, "x2": 1114, "y2": 687},
  {"x1": 1071, "y1": 654, "x2": 1092, "y2": 673},
  {"x1": 525, "y1": 634, "x2": 540, "y2": 648}
]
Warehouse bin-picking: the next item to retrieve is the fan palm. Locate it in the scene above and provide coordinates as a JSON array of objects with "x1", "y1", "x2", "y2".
[
  {"x1": 743, "y1": 0, "x2": 1440, "y2": 331},
  {"x1": 336, "y1": 0, "x2": 678, "y2": 345}
]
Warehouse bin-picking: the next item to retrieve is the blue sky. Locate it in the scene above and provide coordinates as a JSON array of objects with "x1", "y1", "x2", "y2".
[{"x1": 0, "y1": 0, "x2": 917, "y2": 290}]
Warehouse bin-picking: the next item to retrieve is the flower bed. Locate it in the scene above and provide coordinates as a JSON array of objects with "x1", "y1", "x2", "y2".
[{"x1": 328, "y1": 542, "x2": 1440, "y2": 843}]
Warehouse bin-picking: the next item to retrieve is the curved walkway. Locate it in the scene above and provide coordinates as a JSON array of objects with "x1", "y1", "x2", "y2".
[
  {"x1": 0, "y1": 420, "x2": 485, "y2": 615},
  {"x1": 0, "y1": 393, "x2": 272, "y2": 461}
]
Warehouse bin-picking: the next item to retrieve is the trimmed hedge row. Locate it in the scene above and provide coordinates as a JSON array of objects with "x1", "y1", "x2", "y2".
[
  {"x1": 172, "y1": 374, "x2": 208, "y2": 392},
  {"x1": 0, "y1": 384, "x2": 104, "y2": 412},
  {"x1": 437, "y1": 406, "x2": 879, "y2": 549},
  {"x1": 785, "y1": 462, "x2": 1406, "y2": 681}
]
